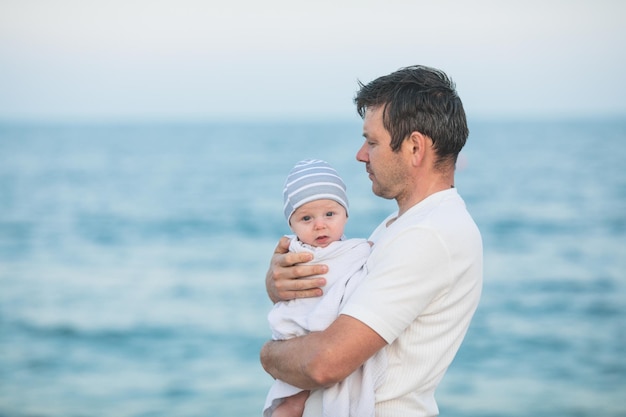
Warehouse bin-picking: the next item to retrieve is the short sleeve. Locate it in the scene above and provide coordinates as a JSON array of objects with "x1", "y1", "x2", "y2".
[{"x1": 340, "y1": 226, "x2": 452, "y2": 344}]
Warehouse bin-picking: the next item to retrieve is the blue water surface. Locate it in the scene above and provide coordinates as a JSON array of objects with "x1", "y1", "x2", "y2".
[{"x1": 0, "y1": 119, "x2": 625, "y2": 417}]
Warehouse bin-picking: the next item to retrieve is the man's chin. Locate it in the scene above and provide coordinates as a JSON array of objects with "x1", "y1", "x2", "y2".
[{"x1": 372, "y1": 187, "x2": 394, "y2": 200}]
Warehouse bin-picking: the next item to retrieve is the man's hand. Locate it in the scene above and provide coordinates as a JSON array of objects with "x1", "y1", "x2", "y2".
[{"x1": 266, "y1": 236, "x2": 328, "y2": 303}]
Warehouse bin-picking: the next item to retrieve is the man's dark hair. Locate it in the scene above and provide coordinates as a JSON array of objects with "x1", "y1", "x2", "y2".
[{"x1": 354, "y1": 65, "x2": 469, "y2": 170}]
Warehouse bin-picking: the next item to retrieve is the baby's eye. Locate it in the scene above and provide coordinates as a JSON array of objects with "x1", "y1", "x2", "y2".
[
  {"x1": 302, "y1": 215, "x2": 312, "y2": 221},
  {"x1": 325, "y1": 211, "x2": 335, "y2": 217}
]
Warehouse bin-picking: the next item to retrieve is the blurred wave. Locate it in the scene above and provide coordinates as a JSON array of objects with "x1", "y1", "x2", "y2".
[{"x1": 1, "y1": 119, "x2": 625, "y2": 417}]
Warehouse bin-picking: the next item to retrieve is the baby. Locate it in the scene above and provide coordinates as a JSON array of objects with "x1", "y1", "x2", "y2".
[{"x1": 263, "y1": 159, "x2": 385, "y2": 417}]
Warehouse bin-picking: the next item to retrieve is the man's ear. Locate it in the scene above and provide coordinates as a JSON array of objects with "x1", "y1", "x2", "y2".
[{"x1": 407, "y1": 131, "x2": 429, "y2": 165}]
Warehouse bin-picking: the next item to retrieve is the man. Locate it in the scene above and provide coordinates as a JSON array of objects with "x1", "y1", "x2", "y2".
[{"x1": 261, "y1": 65, "x2": 483, "y2": 416}]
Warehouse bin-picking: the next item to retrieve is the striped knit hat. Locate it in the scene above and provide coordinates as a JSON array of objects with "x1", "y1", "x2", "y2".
[{"x1": 283, "y1": 159, "x2": 349, "y2": 223}]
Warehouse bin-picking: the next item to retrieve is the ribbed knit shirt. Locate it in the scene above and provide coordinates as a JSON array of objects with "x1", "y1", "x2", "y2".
[{"x1": 304, "y1": 188, "x2": 483, "y2": 417}]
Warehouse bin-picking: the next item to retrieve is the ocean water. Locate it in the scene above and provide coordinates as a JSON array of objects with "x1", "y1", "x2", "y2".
[{"x1": 0, "y1": 119, "x2": 625, "y2": 417}]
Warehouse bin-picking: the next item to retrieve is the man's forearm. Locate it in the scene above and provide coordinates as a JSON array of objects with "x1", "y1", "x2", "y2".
[
  {"x1": 260, "y1": 335, "x2": 328, "y2": 390},
  {"x1": 260, "y1": 315, "x2": 388, "y2": 390}
]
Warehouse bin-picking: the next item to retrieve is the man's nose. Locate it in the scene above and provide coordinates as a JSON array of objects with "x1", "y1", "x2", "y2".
[{"x1": 356, "y1": 142, "x2": 368, "y2": 162}]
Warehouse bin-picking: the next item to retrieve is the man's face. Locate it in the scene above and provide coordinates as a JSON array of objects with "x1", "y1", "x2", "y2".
[{"x1": 356, "y1": 106, "x2": 410, "y2": 201}]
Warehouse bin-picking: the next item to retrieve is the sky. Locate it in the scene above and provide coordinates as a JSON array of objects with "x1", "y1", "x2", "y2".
[{"x1": 0, "y1": 0, "x2": 625, "y2": 122}]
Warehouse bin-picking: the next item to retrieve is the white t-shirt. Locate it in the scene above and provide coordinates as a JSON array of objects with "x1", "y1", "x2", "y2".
[{"x1": 306, "y1": 188, "x2": 482, "y2": 417}]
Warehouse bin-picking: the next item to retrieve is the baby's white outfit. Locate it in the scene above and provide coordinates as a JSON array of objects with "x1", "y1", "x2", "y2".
[{"x1": 263, "y1": 236, "x2": 386, "y2": 417}]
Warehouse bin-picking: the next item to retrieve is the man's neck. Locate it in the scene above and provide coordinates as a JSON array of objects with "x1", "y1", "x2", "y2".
[{"x1": 396, "y1": 174, "x2": 455, "y2": 217}]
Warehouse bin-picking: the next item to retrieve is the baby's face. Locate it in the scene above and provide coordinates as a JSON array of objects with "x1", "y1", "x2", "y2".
[{"x1": 289, "y1": 199, "x2": 347, "y2": 248}]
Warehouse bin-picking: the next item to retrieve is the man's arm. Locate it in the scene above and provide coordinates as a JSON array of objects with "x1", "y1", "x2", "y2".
[
  {"x1": 266, "y1": 236, "x2": 328, "y2": 303},
  {"x1": 260, "y1": 314, "x2": 387, "y2": 389}
]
